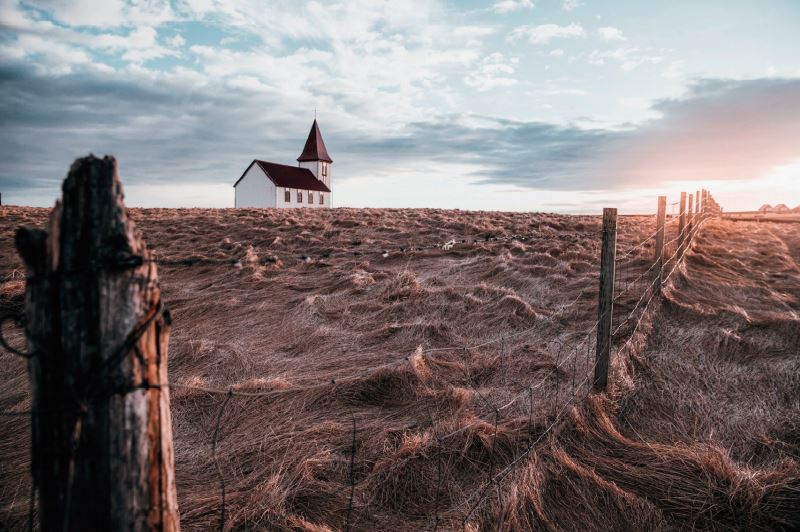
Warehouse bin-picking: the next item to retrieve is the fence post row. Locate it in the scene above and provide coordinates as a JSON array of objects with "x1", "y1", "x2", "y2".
[
  {"x1": 594, "y1": 189, "x2": 715, "y2": 395},
  {"x1": 593, "y1": 207, "x2": 617, "y2": 392},
  {"x1": 14, "y1": 156, "x2": 180, "y2": 531}
]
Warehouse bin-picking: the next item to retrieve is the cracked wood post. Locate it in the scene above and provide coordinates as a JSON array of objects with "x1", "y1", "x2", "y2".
[
  {"x1": 15, "y1": 155, "x2": 180, "y2": 531},
  {"x1": 697, "y1": 189, "x2": 705, "y2": 220},
  {"x1": 695, "y1": 189, "x2": 701, "y2": 224},
  {"x1": 655, "y1": 196, "x2": 666, "y2": 297},
  {"x1": 677, "y1": 191, "x2": 687, "y2": 259},
  {"x1": 593, "y1": 208, "x2": 617, "y2": 392},
  {"x1": 687, "y1": 193, "x2": 694, "y2": 245}
]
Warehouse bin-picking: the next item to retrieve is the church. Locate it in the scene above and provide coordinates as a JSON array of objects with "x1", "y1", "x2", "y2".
[{"x1": 233, "y1": 119, "x2": 332, "y2": 208}]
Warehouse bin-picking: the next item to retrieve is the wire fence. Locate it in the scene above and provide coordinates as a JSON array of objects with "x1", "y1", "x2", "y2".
[{"x1": 0, "y1": 198, "x2": 717, "y2": 530}]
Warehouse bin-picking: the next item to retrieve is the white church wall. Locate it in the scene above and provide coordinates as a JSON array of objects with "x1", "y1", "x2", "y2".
[
  {"x1": 298, "y1": 160, "x2": 318, "y2": 177},
  {"x1": 235, "y1": 164, "x2": 277, "y2": 208},
  {"x1": 276, "y1": 186, "x2": 330, "y2": 209}
]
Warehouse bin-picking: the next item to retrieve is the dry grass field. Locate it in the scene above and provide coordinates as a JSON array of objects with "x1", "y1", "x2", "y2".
[
  {"x1": 1, "y1": 206, "x2": 799, "y2": 531},
  {"x1": 723, "y1": 212, "x2": 800, "y2": 224}
]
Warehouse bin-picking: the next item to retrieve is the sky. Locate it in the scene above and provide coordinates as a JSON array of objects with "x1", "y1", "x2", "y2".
[{"x1": 1, "y1": 0, "x2": 799, "y2": 213}]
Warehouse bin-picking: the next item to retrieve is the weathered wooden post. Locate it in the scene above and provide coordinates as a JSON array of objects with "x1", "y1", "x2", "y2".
[
  {"x1": 593, "y1": 208, "x2": 617, "y2": 392},
  {"x1": 15, "y1": 156, "x2": 180, "y2": 531},
  {"x1": 695, "y1": 189, "x2": 701, "y2": 221},
  {"x1": 655, "y1": 196, "x2": 666, "y2": 296},
  {"x1": 687, "y1": 193, "x2": 694, "y2": 244},
  {"x1": 677, "y1": 191, "x2": 687, "y2": 258}
]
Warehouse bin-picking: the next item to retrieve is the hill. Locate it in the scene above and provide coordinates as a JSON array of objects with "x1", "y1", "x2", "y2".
[{"x1": 1, "y1": 206, "x2": 799, "y2": 530}]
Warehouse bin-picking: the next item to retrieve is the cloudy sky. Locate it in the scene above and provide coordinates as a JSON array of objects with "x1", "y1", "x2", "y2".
[{"x1": 1, "y1": 0, "x2": 798, "y2": 212}]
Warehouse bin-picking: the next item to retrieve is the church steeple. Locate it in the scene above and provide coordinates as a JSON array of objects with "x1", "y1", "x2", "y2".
[
  {"x1": 297, "y1": 119, "x2": 333, "y2": 163},
  {"x1": 297, "y1": 119, "x2": 333, "y2": 188}
]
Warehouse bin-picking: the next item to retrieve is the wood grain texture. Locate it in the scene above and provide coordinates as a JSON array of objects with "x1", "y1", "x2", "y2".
[
  {"x1": 593, "y1": 207, "x2": 617, "y2": 392},
  {"x1": 15, "y1": 155, "x2": 179, "y2": 531},
  {"x1": 655, "y1": 196, "x2": 667, "y2": 296}
]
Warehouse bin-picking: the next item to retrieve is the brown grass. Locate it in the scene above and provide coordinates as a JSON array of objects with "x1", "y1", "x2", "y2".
[{"x1": 0, "y1": 206, "x2": 798, "y2": 530}]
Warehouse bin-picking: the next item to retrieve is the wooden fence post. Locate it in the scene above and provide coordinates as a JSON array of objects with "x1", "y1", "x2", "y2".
[
  {"x1": 655, "y1": 196, "x2": 666, "y2": 296},
  {"x1": 677, "y1": 191, "x2": 687, "y2": 258},
  {"x1": 687, "y1": 193, "x2": 694, "y2": 243},
  {"x1": 695, "y1": 189, "x2": 701, "y2": 222},
  {"x1": 593, "y1": 208, "x2": 617, "y2": 392},
  {"x1": 14, "y1": 156, "x2": 180, "y2": 531}
]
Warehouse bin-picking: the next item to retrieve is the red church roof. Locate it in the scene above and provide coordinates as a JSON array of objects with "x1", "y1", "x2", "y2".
[
  {"x1": 233, "y1": 160, "x2": 330, "y2": 192},
  {"x1": 297, "y1": 119, "x2": 333, "y2": 163}
]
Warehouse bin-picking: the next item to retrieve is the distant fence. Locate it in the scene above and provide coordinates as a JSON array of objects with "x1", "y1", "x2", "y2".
[{"x1": 0, "y1": 156, "x2": 721, "y2": 531}]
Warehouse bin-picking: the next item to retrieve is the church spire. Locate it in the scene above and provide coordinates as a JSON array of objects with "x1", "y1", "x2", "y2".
[{"x1": 297, "y1": 119, "x2": 333, "y2": 163}]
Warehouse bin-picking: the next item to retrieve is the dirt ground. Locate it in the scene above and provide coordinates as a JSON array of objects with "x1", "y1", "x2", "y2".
[{"x1": 1, "y1": 206, "x2": 798, "y2": 531}]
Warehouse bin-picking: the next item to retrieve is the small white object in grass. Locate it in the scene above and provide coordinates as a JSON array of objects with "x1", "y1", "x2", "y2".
[
  {"x1": 234, "y1": 260, "x2": 243, "y2": 269},
  {"x1": 442, "y1": 239, "x2": 456, "y2": 251},
  {"x1": 382, "y1": 250, "x2": 389, "y2": 258}
]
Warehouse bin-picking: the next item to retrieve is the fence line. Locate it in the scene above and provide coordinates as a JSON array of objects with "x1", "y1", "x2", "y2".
[{"x1": 0, "y1": 170, "x2": 722, "y2": 530}]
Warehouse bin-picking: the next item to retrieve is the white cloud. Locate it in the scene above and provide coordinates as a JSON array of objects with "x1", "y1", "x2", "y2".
[
  {"x1": 662, "y1": 60, "x2": 685, "y2": 79},
  {"x1": 536, "y1": 87, "x2": 587, "y2": 96},
  {"x1": 451, "y1": 25, "x2": 496, "y2": 47},
  {"x1": 1, "y1": 0, "x2": 488, "y2": 127},
  {"x1": 179, "y1": 8, "x2": 482, "y2": 131},
  {"x1": 587, "y1": 47, "x2": 663, "y2": 71},
  {"x1": 598, "y1": 26, "x2": 625, "y2": 41},
  {"x1": 492, "y1": 0, "x2": 534, "y2": 13},
  {"x1": 166, "y1": 34, "x2": 186, "y2": 48},
  {"x1": 93, "y1": 26, "x2": 176, "y2": 63},
  {"x1": 464, "y1": 52, "x2": 518, "y2": 91},
  {"x1": 27, "y1": 0, "x2": 175, "y2": 28},
  {"x1": 618, "y1": 96, "x2": 650, "y2": 111},
  {"x1": 549, "y1": 48, "x2": 565, "y2": 56},
  {"x1": 0, "y1": 3, "x2": 178, "y2": 66},
  {"x1": 510, "y1": 23, "x2": 585, "y2": 44},
  {"x1": 562, "y1": 0, "x2": 582, "y2": 11},
  {"x1": 27, "y1": 0, "x2": 126, "y2": 27},
  {"x1": 12, "y1": 33, "x2": 92, "y2": 74}
]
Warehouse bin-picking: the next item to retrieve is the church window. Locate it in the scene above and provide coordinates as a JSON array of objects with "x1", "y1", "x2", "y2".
[
  {"x1": 320, "y1": 193, "x2": 324, "y2": 205},
  {"x1": 322, "y1": 162, "x2": 328, "y2": 177},
  {"x1": 297, "y1": 190, "x2": 302, "y2": 203},
  {"x1": 284, "y1": 189, "x2": 290, "y2": 202},
  {"x1": 308, "y1": 191, "x2": 314, "y2": 204}
]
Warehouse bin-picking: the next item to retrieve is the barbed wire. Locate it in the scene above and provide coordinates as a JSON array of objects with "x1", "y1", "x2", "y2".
[
  {"x1": 454, "y1": 214, "x2": 714, "y2": 528},
  {"x1": 613, "y1": 216, "x2": 710, "y2": 339},
  {"x1": 615, "y1": 216, "x2": 678, "y2": 263},
  {"x1": 0, "y1": 206, "x2": 726, "y2": 531}
]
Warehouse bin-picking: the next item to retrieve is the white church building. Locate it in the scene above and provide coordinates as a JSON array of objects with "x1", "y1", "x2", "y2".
[{"x1": 234, "y1": 119, "x2": 333, "y2": 208}]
